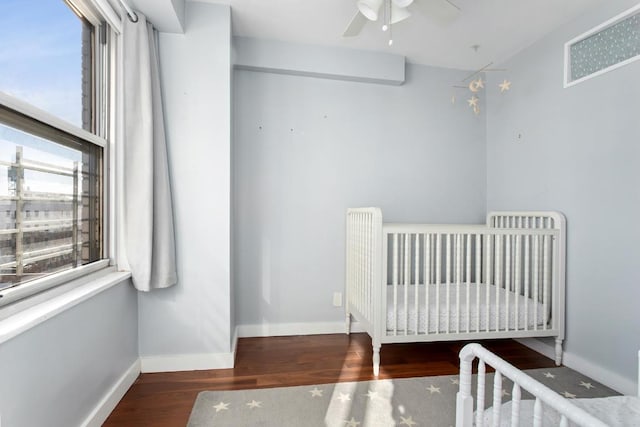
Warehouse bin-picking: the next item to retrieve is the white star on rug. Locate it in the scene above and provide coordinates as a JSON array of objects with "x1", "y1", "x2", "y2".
[
  {"x1": 246, "y1": 400, "x2": 262, "y2": 409},
  {"x1": 365, "y1": 390, "x2": 378, "y2": 400},
  {"x1": 426, "y1": 384, "x2": 441, "y2": 394},
  {"x1": 543, "y1": 372, "x2": 556, "y2": 379},
  {"x1": 213, "y1": 401, "x2": 229, "y2": 412},
  {"x1": 580, "y1": 381, "x2": 595, "y2": 390},
  {"x1": 336, "y1": 392, "x2": 351, "y2": 403},
  {"x1": 399, "y1": 415, "x2": 417, "y2": 426},
  {"x1": 450, "y1": 378, "x2": 459, "y2": 385},
  {"x1": 562, "y1": 391, "x2": 577, "y2": 399},
  {"x1": 309, "y1": 387, "x2": 323, "y2": 397},
  {"x1": 344, "y1": 416, "x2": 361, "y2": 427}
]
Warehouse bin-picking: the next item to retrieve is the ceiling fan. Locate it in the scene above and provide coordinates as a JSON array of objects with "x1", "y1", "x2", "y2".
[{"x1": 343, "y1": 0, "x2": 461, "y2": 39}]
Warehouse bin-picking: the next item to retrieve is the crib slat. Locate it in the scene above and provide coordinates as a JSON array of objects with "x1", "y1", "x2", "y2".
[
  {"x1": 505, "y1": 234, "x2": 511, "y2": 331},
  {"x1": 492, "y1": 371, "x2": 502, "y2": 427},
  {"x1": 436, "y1": 234, "x2": 442, "y2": 334},
  {"x1": 404, "y1": 233, "x2": 410, "y2": 335},
  {"x1": 524, "y1": 234, "x2": 530, "y2": 331},
  {"x1": 560, "y1": 415, "x2": 569, "y2": 427},
  {"x1": 512, "y1": 384, "x2": 521, "y2": 427},
  {"x1": 393, "y1": 233, "x2": 399, "y2": 336},
  {"x1": 466, "y1": 234, "x2": 471, "y2": 333},
  {"x1": 533, "y1": 235, "x2": 539, "y2": 330},
  {"x1": 446, "y1": 233, "x2": 452, "y2": 333},
  {"x1": 475, "y1": 234, "x2": 481, "y2": 333},
  {"x1": 533, "y1": 398, "x2": 542, "y2": 427},
  {"x1": 476, "y1": 360, "x2": 486, "y2": 427},
  {"x1": 495, "y1": 235, "x2": 502, "y2": 331},
  {"x1": 414, "y1": 233, "x2": 420, "y2": 334},
  {"x1": 543, "y1": 234, "x2": 550, "y2": 329},
  {"x1": 456, "y1": 233, "x2": 462, "y2": 333},
  {"x1": 515, "y1": 235, "x2": 521, "y2": 331},
  {"x1": 425, "y1": 234, "x2": 431, "y2": 334},
  {"x1": 485, "y1": 235, "x2": 492, "y2": 332}
]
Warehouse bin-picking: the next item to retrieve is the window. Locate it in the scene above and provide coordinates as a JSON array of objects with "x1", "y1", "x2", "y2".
[
  {"x1": 0, "y1": 0, "x2": 114, "y2": 304},
  {"x1": 564, "y1": 3, "x2": 640, "y2": 87}
]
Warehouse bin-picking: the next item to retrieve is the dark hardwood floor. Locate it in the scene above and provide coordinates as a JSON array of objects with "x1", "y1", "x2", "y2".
[{"x1": 104, "y1": 333, "x2": 555, "y2": 426}]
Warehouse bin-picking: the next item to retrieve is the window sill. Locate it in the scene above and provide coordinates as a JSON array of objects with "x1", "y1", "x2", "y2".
[{"x1": 0, "y1": 268, "x2": 132, "y2": 346}]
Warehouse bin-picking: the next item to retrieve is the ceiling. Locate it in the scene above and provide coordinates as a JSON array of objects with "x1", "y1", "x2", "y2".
[{"x1": 205, "y1": 0, "x2": 602, "y2": 70}]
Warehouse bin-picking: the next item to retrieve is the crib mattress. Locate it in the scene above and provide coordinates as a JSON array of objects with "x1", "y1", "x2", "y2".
[
  {"x1": 386, "y1": 283, "x2": 547, "y2": 334},
  {"x1": 483, "y1": 396, "x2": 640, "y2": 426}
]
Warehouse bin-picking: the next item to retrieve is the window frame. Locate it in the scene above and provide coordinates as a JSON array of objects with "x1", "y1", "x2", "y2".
[
  {"x1": 564, "y1": 2, "x2": 640, "y2": 88},
  {"x1": 0, "y1": 0, "x2": 118, "y2": 307}
]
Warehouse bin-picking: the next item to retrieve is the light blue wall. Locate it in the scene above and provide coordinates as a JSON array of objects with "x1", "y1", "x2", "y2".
[
  {"x1": 0, "y1": 280, "x2": 138, "y2": 427},
  {"x1": 486, "y1": 0, "x2": 640, "y2": 390},
  {"x1": 233, "y1": 63, "x2": 486, "y2": 327},
  {"x1": 138, "y1": 1, "x2": 234, "y2": 361}
]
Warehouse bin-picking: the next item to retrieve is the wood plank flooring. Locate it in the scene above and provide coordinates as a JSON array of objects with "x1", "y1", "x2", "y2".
[{"x1": 104, "y1": 334, "x2": 555, "y2": 426}]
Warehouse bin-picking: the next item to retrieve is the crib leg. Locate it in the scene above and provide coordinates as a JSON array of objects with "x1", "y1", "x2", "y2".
[
  {"x1": 346, "y1": 313, "x2": 351, "y2": 335},
  {"x1": 555, "y1": 338, "x2": 563, "y2": 366},
  {"x1": 372, "y1": 344, "x2": 381, "y2": 377}
]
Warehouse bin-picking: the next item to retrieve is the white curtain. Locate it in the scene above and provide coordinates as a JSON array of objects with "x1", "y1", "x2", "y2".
[{"x1": 121, "y1": 13, "x2": 177, "y2": 291}]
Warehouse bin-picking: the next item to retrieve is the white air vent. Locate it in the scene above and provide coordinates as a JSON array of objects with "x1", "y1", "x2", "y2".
[{"x1": 564, "y1": 3, "x2": 640, "y2": 87}]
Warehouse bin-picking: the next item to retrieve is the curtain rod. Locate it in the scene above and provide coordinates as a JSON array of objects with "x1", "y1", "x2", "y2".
[{"x1": 118, "y1": 0, "x2": 139, "y2": 22}]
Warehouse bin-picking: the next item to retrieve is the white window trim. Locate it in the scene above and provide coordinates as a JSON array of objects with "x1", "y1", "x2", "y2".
[
  {"x1": 564, "y1": 2, "x2": 640, "y2": 88},
  {"x1": 0, "y1": 0, "x2": 124, "y2": 310}
]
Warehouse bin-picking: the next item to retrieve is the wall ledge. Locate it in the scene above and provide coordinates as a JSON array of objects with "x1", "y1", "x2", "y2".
[{"x1": 0, "y1": 269, "x2": 132, "y2": 346}]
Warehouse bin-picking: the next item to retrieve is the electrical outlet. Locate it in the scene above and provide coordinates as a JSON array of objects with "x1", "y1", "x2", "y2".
[{"x1": 333, "y1": 292, "x2": 343, "y2": 307}]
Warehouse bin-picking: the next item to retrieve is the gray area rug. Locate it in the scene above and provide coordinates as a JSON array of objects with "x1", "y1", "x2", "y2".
[{"x1": 187, "y1": 367, "x2": 618, "y2": 426}]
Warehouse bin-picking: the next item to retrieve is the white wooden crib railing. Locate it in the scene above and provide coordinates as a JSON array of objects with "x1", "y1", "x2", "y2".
[
  {"x1": 456, "y1": 343, "x2": 608, "y2": 427},
  {"x1": 345, "y1": 208, "x2": 566, "y2": 376}
]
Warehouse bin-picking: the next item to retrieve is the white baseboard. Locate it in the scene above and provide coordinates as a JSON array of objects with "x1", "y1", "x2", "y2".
[
  {"x1": 81, "y1": 358, "x2": 140, "y2": 427},
  {"x1": 516, "y1": 338, "x2": 636, "y2": 395},
  {"x1": 237, "y1": 320, "x2": 366, "y2": 338},
  {"x1": 141, "y1": 331, "x2": 239, "y2": 373}
]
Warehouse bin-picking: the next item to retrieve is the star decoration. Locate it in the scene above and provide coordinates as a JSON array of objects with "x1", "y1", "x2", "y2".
[
  {"x1": 309, "y1": 387, "x2": 323, "y2": 397},
  {"x1": 336, "y1": 392, "x2": 351, "y2": 403},
  {"x1": 213, "y1": 401, "x2": 229, "y2": 412},
  {"x1": 467, "y1": 96, "x2": 479, "y2": 108},
  {"x1": 473, "y1": 105, "x2": 480, "y2": 115},
  {"x1": 450, "y1": 378, "x2": 459, "y2": 385},
  {"x1": 499, "y1": 79, "x2": 512, "y2": 92},
  {"x1": 579, "y1": 381, "x2": 595, "y2": 390},
  {"x1": 399, "y1": 415, "x2": 418, "y2": 426},
  {"x1": 426, "y1": 384, "x2": 441, "y2": 394},
  {"x1": 562, "y1": 391, "x2": 577, "y2": 399},
  {"x1": 365, "y1": 390, "x2": 379, "y2": 400},
  {"x1": 344, "y1": 417, "x2": 361, "y2": 427},
  {"x1": 246, "y1": 400, "x2": 262, "y2": 409},
  {"x1": 468, "y1": 78, "x2": 484, "y2": 93},
  {"x1": 543, "y1": 372, "x2": 556, "y2": 379}
]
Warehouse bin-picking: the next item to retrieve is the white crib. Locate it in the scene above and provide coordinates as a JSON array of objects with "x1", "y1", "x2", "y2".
[
  {"x1": 345, "y1": 208, "x2": 566, "y2": 376},
  {"x1": 456, "y1": 343, "x2": 640, "y2": 426}
]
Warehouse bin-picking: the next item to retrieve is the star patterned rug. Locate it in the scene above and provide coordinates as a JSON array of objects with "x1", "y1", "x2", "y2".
[{"x1": 187, "y1": 367, "x2": 619, "y2": 426}]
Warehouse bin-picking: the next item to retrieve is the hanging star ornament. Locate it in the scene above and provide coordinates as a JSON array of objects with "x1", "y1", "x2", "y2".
[
  {"x1": 499, "y1": 79, "x2": 512, "y2": 92},
  {"x1": 467, "y1": 95, "x2": 479, "y2": 108}
]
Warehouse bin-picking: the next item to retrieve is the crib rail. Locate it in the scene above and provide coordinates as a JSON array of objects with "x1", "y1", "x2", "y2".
[
  {"x1": 383, "y1": 223, "x2": 561, "y2": 338},
  {"x1": 456, "y1": 343, "x2": 607, "y2": 427}
]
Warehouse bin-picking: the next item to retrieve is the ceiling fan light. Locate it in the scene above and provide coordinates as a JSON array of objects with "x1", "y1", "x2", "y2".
[
  {"x1": 390, "y1": 4, "x2": 411, "y2": 24},
  {"x1": 357, "y1": 0, "x2": 383, "y2": 21},
  {"x1": 391, "y1": 0, "x2": 414, "y2": 8}
]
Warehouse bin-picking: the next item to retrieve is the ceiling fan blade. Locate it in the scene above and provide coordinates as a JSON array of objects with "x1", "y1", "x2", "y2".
[
  {"x1": 412, "y1": 0, "x2": 460, "y2": 25},
  {"x1": 343, "y1": 12, "x2": 368, "y2": 37}
]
